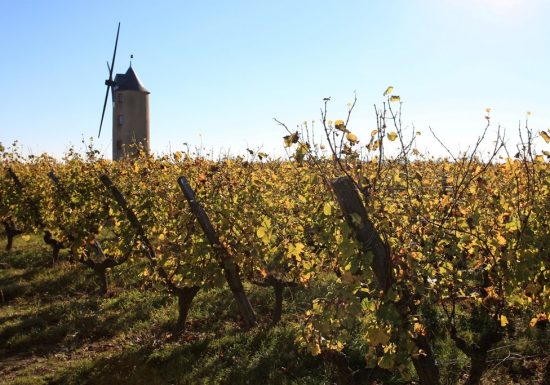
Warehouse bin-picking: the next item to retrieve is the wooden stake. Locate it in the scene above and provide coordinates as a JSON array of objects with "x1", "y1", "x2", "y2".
[{"x1": 177, "y1": 176, "x2": 256, "y2": 328}]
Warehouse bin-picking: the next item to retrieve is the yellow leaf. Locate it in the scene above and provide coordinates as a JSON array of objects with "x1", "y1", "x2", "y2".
[
  {"x1": 383, "y1": 86, "x2": 394, "y2": 96},
  {"x1": 159, "y1": 233, "x2": 165, "y2": 241},
  {"x1": 367, "y1": 140, "x2": 379, "y2": 151},
  {"x1": 323, "y1": 202, "x2": 332, "y2": 216},
  {"x1": 335, "y1": 120, "x2": 346, "y2": 132},
  {"x1": 22, "y1": 235, "x2": 31, "y2": 241},
  {"x1": 485, "y1": 107, "x2": 492, "y2": 113},
  {"x1": 530, "y1": 313, "x2": 548, "y2": 327},
  {"x1": 387, "y1": 132, "x2": 398, "y2": 141},
  {"x1": 413, "y1": 322, "x2": 426, "y2": 335},
  {"x1": 371, "y1": 129, "x2": 378, "y2": 137},
  {"x1": 496, "y1": 234, "x2": 507, "y2": 246},
  {"x1": 293, "y1": 242, "x2": 305, "y2": 255},
  {"x1": 500, "y1": 315, "x2": 509, "y2": 327},
  {"x1": 256, "y1": 227, "x2": 266, "y2": 238},
  {"x1": 366, "y1": 327, "x2": 390, "y2": 346},
  {"x1": 308, "y1": 342, "x2": 321, "y2": 356},
  {"x1": 383, "y1": 343, "x2": 396, "y2": 354},
  {"x1": 300, "y1": 272, "x2": 312, "y2": 283},
  {"x1": 390, "y1": 95, "x2": 400, "y2": 102},
  {"x1": 198, "y1": 172, "x2": 207, "y2": 183},
  {"x1": 540, "y1": 130, "x2": 550, "y2": 144},
  {"x1": 283, "y1": 132, "x2": 299, "y2": 147},
  {"x1": 346, "y1": 132, "x2": 358, "y2": 144}
]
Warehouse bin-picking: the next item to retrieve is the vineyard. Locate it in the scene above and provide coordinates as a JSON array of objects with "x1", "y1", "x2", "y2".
[{"x1": 0, "y1": 103, "x2": 549, "y2": 384}]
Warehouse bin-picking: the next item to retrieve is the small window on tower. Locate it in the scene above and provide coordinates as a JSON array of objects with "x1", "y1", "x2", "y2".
[
  {"x1": 116, "y1": 140, "x2": 122, "y2": 151},
  {"x1": 118, "y1": 115, "x2": 124, "y2": 125}
]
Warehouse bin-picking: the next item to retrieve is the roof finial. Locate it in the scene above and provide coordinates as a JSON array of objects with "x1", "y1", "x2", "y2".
[{"x1": 130, "y1": 54, "x2": 133, "y2": 67}]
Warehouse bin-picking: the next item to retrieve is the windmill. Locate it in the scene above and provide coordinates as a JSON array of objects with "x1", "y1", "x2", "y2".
[{"x1": 98, "y1": 22, "x2": 150, "y2": 160}]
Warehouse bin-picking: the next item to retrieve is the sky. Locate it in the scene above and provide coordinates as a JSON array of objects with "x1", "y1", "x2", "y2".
[{"x1": 1, "y1": 0, "x2": 549, "y2": 159}]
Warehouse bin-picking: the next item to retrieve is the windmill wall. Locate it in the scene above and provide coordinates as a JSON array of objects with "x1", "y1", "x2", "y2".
[{"x1": 112, "y1": 89, "x2": 150, "y2": 160}]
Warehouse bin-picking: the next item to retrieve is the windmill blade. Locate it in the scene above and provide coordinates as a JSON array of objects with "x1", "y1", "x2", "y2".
[
  {"x1": 109, "y1": 22, "x2": 120, "y2": 80},
  {"x1": 98, "y1": 22, "x2": 121, "y2": 138},
  {"x1": 98, "y1": 85, "x2": 110, "y2": 138}
]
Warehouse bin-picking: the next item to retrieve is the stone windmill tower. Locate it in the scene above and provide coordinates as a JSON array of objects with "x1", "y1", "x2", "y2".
[{"x1": 98, "y1": 23, "x2": 150, "y2": 160}]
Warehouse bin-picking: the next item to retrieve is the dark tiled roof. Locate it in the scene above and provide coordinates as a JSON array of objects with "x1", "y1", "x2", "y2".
[{"x1": 113, "y1": 66, "x2": 149, "y2": 93}]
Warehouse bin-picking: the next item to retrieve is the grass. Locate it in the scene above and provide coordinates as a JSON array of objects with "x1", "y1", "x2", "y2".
[
  {"x1": 1, "y1": 233, "x2": 548, "y2": 385},
  {"x1": 0, "y1": 234, "x2": 337, "y2": 385}
]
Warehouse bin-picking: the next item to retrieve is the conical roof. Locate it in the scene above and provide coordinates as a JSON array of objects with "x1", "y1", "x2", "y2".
[{"x1": 113, "y1": 66, "x2": 149, "y2": 93}]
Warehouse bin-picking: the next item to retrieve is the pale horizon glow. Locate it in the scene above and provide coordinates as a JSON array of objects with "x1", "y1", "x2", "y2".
[{"x1": 478, "y1": 0, "x2": 527, "y2": 7}]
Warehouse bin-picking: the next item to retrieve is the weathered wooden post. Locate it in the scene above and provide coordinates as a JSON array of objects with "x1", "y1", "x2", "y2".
[
  {"x1": 177, "y1": 176, "x2": 256, "y2": 329},
  {"x1": 330, "y1": 176, "x2": 439, "y2": 385},
  {"x1": 330, "y1": 176, "x2": 392, "y2": 293}
]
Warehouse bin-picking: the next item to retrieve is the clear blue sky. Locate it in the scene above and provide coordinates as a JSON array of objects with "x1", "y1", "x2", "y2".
[{"x1": 1, "y1": 0, "x2": 549, "y2": 158}]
